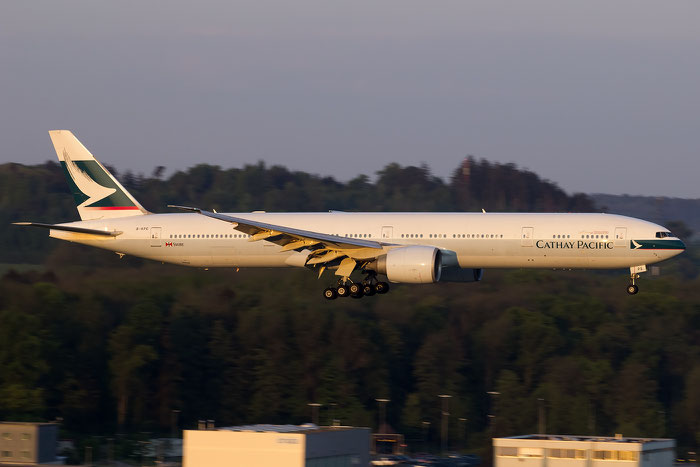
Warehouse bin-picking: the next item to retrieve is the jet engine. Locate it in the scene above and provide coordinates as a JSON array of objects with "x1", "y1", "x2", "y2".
[{"x1": 374, "y1": 246, "x2": 442, "y2": 283}]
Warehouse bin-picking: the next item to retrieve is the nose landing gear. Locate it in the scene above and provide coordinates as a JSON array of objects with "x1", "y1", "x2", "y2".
[{"x1": 626, "y1": 265, "x2": 646, "y2": 295}]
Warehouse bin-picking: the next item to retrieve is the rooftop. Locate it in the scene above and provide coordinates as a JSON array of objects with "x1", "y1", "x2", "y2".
[
  {"x1": 215, "y1": 424, "x2": 361, "y2": 434},
  {"x1": 501, "y1": 434, "x2": 673, "y2": 444},
  {"x1": 0, "y1": 421, "x2": 58, "y2": 426}
]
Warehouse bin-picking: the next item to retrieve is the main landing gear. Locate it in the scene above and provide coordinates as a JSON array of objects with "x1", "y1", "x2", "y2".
[{"x1": 323, "y1": 274, "x2": 390, "y2": 300}]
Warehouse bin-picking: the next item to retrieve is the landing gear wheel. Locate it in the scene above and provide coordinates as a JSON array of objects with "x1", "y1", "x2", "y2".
[
  {"x1": 323, "y1": 287, "x2": 338, "y2": 300},
  {"x1": 362, "y1": 284, "x2": 376, "y2": 296},
  {"x1": 349, "y1": 283, "x2": 362, "y2": 296},
  {"x1": 375, "y1": 282, "x2": 390, "y2": 294},
  {"x1": 336, "y1": 285, "x2": 350, "y2": 297},
  {"x1": 627, "y1": 284, "x2": 639, "y2": 295}
]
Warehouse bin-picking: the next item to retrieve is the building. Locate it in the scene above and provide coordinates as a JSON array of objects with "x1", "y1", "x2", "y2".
[
  {"x1": 371, "y1": 432, "x2": 405, "y2": 455},
  {"x1": 0, "y1": 422, "x2": 58, "y2": 465},
  {"x1": 494, "y1": 434, "x2": 675, "y2": 467},
  {"x1": 184, "y1": 424, "x2": 369, "y2": 467}
]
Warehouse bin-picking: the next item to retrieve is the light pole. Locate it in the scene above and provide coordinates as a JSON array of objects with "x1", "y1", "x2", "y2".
[
  {"x1": 107, "y1": 438, "x2": 114, "y2": 467},
  {"x1": 171, "y1": 409, "x2": 181, "y2": 439},
  {"x1": 458, "y1": 418, "x2": 467, "y2": 451},
  {"x1": 376, "y1": 398, "x2": 390, "y2": 434},
  {"x1": 487, "y1": 391, "x2": 500, "y2": 439},
  {"x1": 422, "y1": 421, "x2": 431, "y2": 453},
  {"x1": 308, "y1": 403, "x2": 322, "y2": 425},
  {"x1": 537, "y1": 398, "x2": 546, "y2": 434},
  {"x1": 329, "y1": 402, "x2": 337, "y2": 426},
  {"x1": 438, "y1": 394, "x2": 452, "y2": 457},
  {"x1": 657, "y1": 410, "x2": 666, "y2": 437},
  {"x1": 138, "y1": 441, "x2": 148, "y2": 467}
]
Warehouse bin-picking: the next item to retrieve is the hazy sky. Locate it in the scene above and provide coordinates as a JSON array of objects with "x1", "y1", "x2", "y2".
[{"x1": 2, "y1": 1, "x2": 699, "y2": 198}]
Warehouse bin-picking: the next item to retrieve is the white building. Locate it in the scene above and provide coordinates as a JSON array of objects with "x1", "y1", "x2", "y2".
[
  {"x1": 0, "y1": 422, "x2": 58, "y2": 465},
  {"x1": 494, "y1": 434, "x2": 675, "y2": 467},
  {"x1": 183, "y1": 424, "x2": 369, "y2": 467}
]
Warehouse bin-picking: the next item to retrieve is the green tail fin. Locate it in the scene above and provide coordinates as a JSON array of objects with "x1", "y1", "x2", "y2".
[{"x1": 49, "y1": 130, "x2": 149, "y2": 220}]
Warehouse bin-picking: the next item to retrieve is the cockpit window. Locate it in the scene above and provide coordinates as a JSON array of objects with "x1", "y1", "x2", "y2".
[{"x1": 655, "y1": 231, "x2": 673, "y2": 238}]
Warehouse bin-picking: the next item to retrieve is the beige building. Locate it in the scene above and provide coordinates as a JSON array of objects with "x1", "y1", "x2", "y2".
[
  {"x1": 184, "y1": 424, "x2": 369, "y2": 467},
  {"x1": 0, "y1": 422, "x2": 57, "y2": 465},
  {"x1": 494, "y1": 434, "x2": 675, "y2": 467}
]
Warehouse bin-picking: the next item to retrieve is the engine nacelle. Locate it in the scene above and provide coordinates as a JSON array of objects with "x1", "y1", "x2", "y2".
[{"x1": 375, "y1": 246, "x2": 442, "y2": 283}]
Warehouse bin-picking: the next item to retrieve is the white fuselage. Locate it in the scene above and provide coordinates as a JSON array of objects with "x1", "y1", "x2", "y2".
[{"x1": 50, "y1": 212, "x2": 684, "y2": 270}]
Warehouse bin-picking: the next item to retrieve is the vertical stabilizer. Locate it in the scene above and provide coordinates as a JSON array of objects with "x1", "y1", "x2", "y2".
[{"x1": 49, "y1": 130, "x2": 149, "y2": 220}]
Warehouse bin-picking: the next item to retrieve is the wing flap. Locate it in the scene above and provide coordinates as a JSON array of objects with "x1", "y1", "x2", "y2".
[{"x1": 280, "y1": 239, "x2": 320, "y2": 252}]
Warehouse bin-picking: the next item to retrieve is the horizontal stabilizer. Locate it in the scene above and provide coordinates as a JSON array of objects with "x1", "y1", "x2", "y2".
[{"x1": 13, "y1": 222, "x2": 122, "y2": 237}]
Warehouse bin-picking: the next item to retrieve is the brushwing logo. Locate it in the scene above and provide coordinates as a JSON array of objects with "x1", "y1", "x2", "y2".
[{"x1": 63, "y1": 149, "x2": 116, "y2": 208}]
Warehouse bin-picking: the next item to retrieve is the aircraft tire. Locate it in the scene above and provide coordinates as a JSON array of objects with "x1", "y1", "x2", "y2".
[
  {"x1": 375, "y1": 282, "x2": 390, "y2": 294},
  {"x1": 627, "y1": 284, "x2": 639, "y2": 295},
  {"x1": 337, "y1": 285, "x2": 350, "y2": 297},
  {"x1": 323, "y1": 287, "x2": 338, "y2": 300},
  {"x1": 362, "y1": 284, "x2": 376, "y2": 296},
  {"x1": 349, "y1": 283, "x2": 362, "y2": 295}
]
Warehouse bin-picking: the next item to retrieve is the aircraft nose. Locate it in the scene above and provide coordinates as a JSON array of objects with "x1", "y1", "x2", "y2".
[{"x1": 668, "y1": 238, "x2": 686, "y2": 256}]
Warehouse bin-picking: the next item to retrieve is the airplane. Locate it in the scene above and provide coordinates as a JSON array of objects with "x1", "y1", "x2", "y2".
[{"x1": 13, "y1": 130, "x2": 686, "y2": 300}]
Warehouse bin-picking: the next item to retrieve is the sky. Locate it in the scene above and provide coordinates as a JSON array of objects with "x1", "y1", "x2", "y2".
[{"x1": 1, "y1": 1, "x2": 699, "y2": 198}]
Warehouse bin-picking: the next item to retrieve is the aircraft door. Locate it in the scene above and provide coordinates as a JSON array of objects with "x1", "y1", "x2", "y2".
[
  {"x1": 521, "y1": 227, "x2": 534, "y2": 247},
  {"x1": 382, "y1": 226, "x2": 393, "y2": 239},
  {"x1": 150, "y1": 227, "x2": 162, "y2": 247},
  {"x1": 614, "y1": 227, "x2": 627, "y2": 247}
]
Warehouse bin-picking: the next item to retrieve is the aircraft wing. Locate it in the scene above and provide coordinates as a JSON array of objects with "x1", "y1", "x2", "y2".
[{"x1": 168, "y1": 205, "x2": 387, "y2": 277}]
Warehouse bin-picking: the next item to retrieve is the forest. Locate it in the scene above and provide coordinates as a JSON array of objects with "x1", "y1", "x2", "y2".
[{"x1": 0, "y1": 157, "x2": 699, "y2": 462}]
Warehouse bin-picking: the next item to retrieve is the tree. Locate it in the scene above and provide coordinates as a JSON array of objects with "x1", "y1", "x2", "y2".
[
  {"x1": 108, "y1": 301, "x2": 163, "y2": 428},
  {"x1": 683, "y1": 365, "x2": 700, "y2": 446},
  {"x1": 0, "y1": 308, "x2": 48, "y2": 419}
]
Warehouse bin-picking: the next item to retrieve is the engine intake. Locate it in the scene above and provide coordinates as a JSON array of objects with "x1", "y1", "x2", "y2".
[{"x1": 375, "y1": 246, "x2": 442, "y2": 283}]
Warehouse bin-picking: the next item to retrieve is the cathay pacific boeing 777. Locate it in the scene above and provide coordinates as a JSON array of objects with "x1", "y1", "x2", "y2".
[{"x1": 14, "y1": 131, "x2": 686, "y2": 299}]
